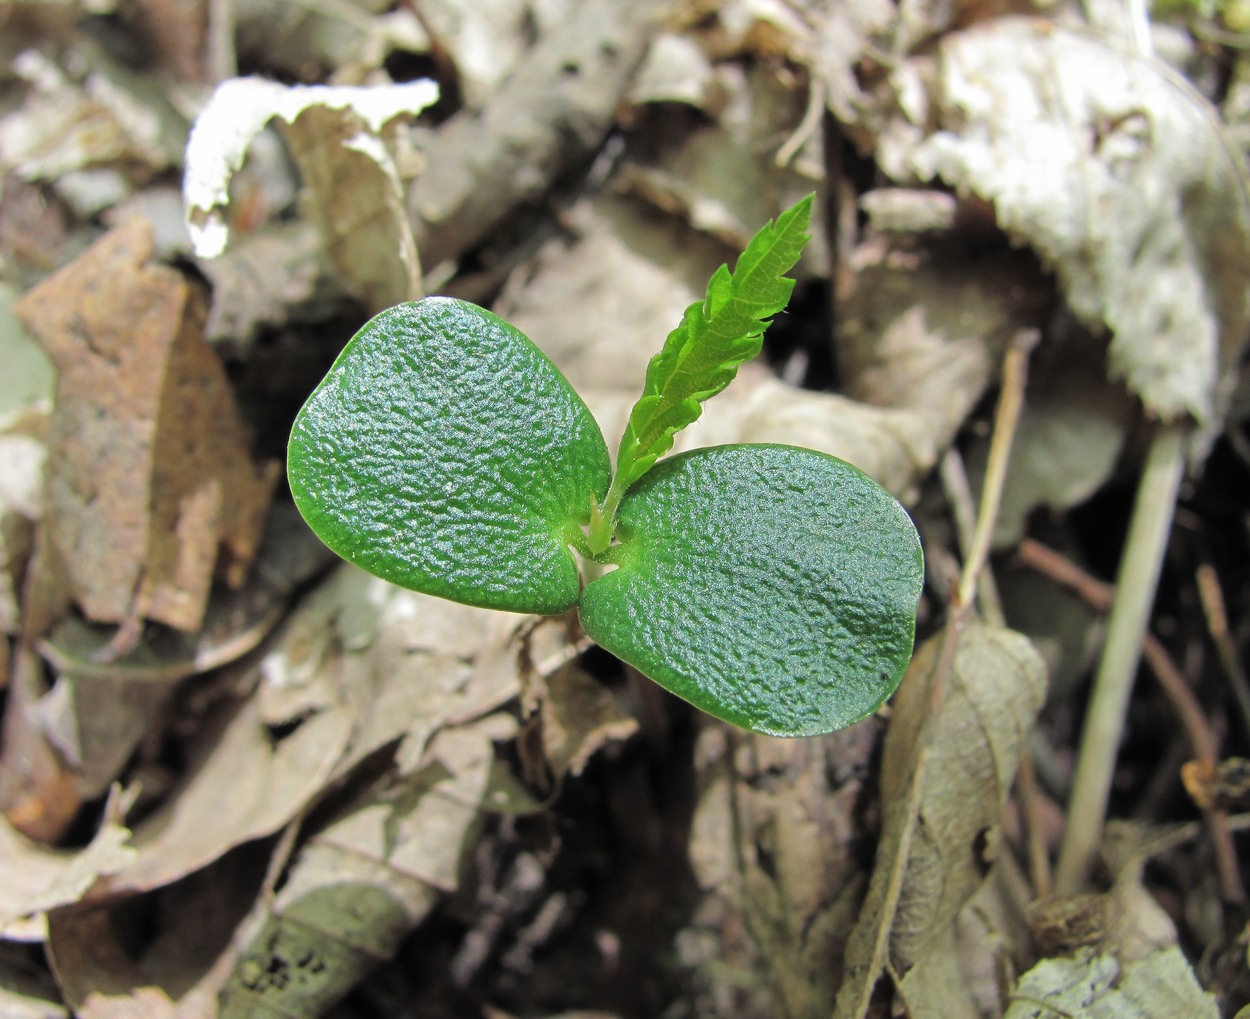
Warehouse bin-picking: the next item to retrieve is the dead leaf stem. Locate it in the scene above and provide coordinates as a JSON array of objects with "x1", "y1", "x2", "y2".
[{"x1": 1051, "y1": 424, "x2": 1185, "y2": 893}]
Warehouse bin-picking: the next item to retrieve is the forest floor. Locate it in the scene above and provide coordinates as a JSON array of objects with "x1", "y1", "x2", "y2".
[{"x1": 2, "y1": 1, "x2": 1250, "y2": 1017}]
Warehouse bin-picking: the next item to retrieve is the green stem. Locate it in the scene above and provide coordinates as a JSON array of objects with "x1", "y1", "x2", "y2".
[
  {"x1": 1054, "y1": 422, "x2": 1186, "y2": 893},
  {"x1": 588, "y1": 474, "x2": 628, "y2": 557}
]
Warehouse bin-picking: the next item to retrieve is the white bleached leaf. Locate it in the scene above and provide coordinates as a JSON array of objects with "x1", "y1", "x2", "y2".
[
  {"x1": 183, "y1": 77, "x2": 437, "y2": 275},
  {"x1": 877, "y1": 18, "x2": 1250, "y2": 425}
]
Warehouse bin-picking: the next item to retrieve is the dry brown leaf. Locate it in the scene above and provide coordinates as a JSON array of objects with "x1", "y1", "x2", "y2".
[
  {"x1": 693, "y1": 375, "x2": 939, "y2": 503},
  {"x1": 28, "y1": 508, "x2": 333, "y2": 801},
  {"x1": 837, "y1": 239, "x2": 1041, "y2": 421},
  {"x1": 531, "y1": 661, "x2": 638, "y2": 779},
  {"x1": 686, "y1": 722, "x2": 882, "y2": 1019},
  {"x1": 15, "y1": 216, "x2": 278, "y2": 638},
  {"x1": 0, "y1": 819, "x2": 134, "y2": 941},
  {"x1": 417, "y1": 0, "x2": 582, "y2": 106},
  {"x1": 197, "y1": 222, "x2": 351, "y2": 349},
  {"x1": 973, "y1": 332, "x2": 1136, "y2": 546},
  {"x1": 98, "y1": 693, "x2": 351, "y2": 897},
  {"x1": 409, "y1": 0, "x2": 668, "y2": 269},
  {"x1": 0, "y1": 48, "x2": 175, "y2": 188},
  {"x1": 251, "y1": 564, "x2": 524, "y2": 786},
  {"x1": 45, "y1": 845, "x2": 271, "y2": 1019},
  {"x1": 218, "y1": 712, "x2": 518, "y2": 1017},
  {"x1": 834, "y1": 621, "x2": 1046, "y2": 1018},
  {"x1": 620, "y1": 57, "x2": 820, "y2": 251},
  {"x1": 230, "y1": 0, "x2": 427, "y2": 85},
  {"x1": 496, "y1": 194, "x2": 732, "y2": 395}
]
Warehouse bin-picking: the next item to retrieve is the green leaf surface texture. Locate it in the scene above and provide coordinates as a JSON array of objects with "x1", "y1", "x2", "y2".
[
  {"x1": 578, "y1": 444, "x2": 923, "y2": 736},
  {"x1": 612, "y1": 194, "x2": 813, "y2": 493},
  {"x1": 288, "y1": 297, "x2": 610, "y2": 614}
]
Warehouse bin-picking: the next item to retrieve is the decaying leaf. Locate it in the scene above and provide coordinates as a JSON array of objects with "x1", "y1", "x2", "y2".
[
  {"x1": 834, "y1": 621, "x2": 1047, "y2": 1018},
  {"x1": 687, "y1": 722, "x2": 881, "y2": 1019},
  {"x1": 219, "y1": 713, "x2": 517, "y2": 1018},
  {"x1": 1005, "y1": 945, "x2": 1218, "y2": 1019},
  {"x1": 184, "y1": 77, "x2": 437, "y2": 311},
  {"x1": 417, "y1": 0, "x2": 581, "y2": 106},
  {"x1": 495, "y1": 195, "x2": 735, "y2": 395},
  {"x1": 0, "y1": 819, "x2": 134, "y2": 941},
  {"x1": 408, "y1": 0, "x2": 667, "y2": 268},
  {"x1": 15, "y1": 217, "x2": 278, "y2": 638},
  {"x1": 875, "y1": 17, "x2": 1250, "y2": 425}
]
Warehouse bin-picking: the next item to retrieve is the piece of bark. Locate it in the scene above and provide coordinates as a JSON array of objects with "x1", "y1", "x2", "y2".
[{"x1": 15, "y1": 216, "x2": 278, "y2": 638}]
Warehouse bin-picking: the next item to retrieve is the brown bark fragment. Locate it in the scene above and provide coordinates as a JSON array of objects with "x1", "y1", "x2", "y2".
[{"x1": 15, "y1": 216, "x2": 278, "y2": 637}]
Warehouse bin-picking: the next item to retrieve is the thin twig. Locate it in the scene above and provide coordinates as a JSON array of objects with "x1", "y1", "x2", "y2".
[
  {"x1": 956, "y1": 333, "x2": 1035, "y2": 615},
  {"x1": 939, "y1": 449, "x2": 1005, "y2": 628},
  {"x1": 1016, "y1": 748, "x2": 1053, "y2": 898},
  {"x1": 1016, "y1": 539, "x2": 1218, "y2": 768},
  {"x1": 1195, "y1": 562, "x2": 1250, "y2": 738}
]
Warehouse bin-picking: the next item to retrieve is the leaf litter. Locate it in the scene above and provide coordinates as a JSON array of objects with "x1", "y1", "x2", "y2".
[{"x1": 3, "y1": 1, "x2": 1250, "y2": 1016}]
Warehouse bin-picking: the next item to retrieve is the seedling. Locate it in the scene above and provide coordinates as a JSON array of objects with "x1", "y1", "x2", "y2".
[{"x1": 288, "y1": 196, "x2": 923, "y2": 736}]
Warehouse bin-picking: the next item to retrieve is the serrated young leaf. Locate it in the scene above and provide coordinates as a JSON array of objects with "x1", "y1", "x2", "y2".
[{"x1": 610, "y1": 194, "x2": 814, "y2": 497}]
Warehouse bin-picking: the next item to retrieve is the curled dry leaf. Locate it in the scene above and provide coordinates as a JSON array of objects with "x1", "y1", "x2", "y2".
[
  {"x1": 876, "y1": 17, "x2": 1250, "y2": 425},
  {"x1": 834, "y1": 621, "x2": 1046, "y2": 1018},
  {"x1": 184, "y1": 77, "x2": 438, "y2": 311},
  {"x1": 14, "y1": 217, "x2": 279, "y2": 638}
]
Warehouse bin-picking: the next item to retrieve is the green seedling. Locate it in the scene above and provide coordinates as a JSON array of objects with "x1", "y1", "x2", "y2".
[{"x1": 288, "y1": 196, "x2": 923, "y2": 736}]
